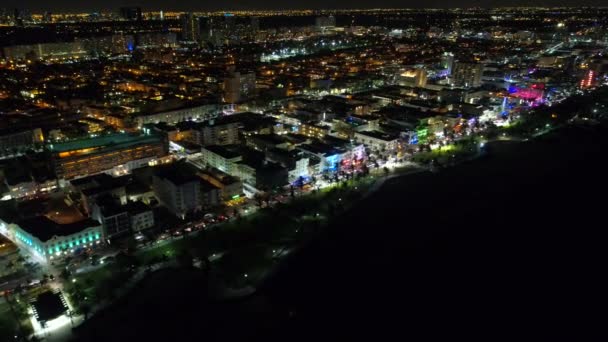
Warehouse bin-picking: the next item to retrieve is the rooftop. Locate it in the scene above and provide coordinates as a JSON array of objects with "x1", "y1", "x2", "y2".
[
  {"x1": 298, "y1": 142, "x2": 343, "y2": 157},
  {"x1": 16, "y1": 216, "x2": 101, "y2": 243},
  {"x1": 155, "y1": 163, "x2": 200, "y2": 186},
  {"x1": 95, "y1": 195, "x2": 127, "y2": 217},
  {"x1": 356, "y1": 130, "x2": 400, "y2": 141},
  {"x1": 48, "y1": 133, "x2": 164, "y2": 155},
  {"x1": 203, "y1": 145, "x2": 242, "y2": 160},
  {"x1": 32, "y1": 291, "x2": 68, "y2": 323},
  {"x1": 200, "y1": 179, "x2": 221, "y2": 192},
  {"x1": 124, "y1": 201, "x2": 152, "y2": 215}
]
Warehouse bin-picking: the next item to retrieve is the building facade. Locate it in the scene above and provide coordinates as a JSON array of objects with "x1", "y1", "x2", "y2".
[
  {"x1": 354, "y1": 131, "x2": 401, "y2": 152},
  {"x1": 49, "y1": 133, "x2": 168, "y2": 180},
  {"x1": 0, "y1": 128, "x2": 44, "y2": 154},
  {"x1": 128, "y1": 202, "x2": 155, "y2": 232},
  {"x1": 153, "y1": 168, "x2": 202, "y2": 218},
  {"x1": 3, "y1": 217, "x2": 103, "y2": 262},
  {"x1": 452, "y1": 62, "x2": 484, "y2": 88},
  {"x1": 134, "y1": 103, "x2": 220, "y2": 127}
]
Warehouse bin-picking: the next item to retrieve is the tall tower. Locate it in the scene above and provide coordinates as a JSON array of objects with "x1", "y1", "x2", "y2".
[
  {"x1": 181, "y1": 13, "x2": 196, "y2": 41},
  {"x1": 441, "y1": 52, "x2": 455, "y2": 75},
  {"x1": 452, "y1": 62, "x2": 484, "y2": 88},
  {"x1": 119, "y1": 7, "x2": 142, "y2": 21},
  {"x1": 414, "y1": 68, "x2": 428, "y2": 88}
]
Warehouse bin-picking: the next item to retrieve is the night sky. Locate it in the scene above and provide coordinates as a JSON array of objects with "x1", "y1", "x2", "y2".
[{"x1": 4, "y1": 0, "x2": 608, "y2": 12}]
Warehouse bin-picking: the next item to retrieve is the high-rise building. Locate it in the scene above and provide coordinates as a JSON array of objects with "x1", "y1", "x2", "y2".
[
  {"x1": 13, "y1": 8, "x2": 25, "y2": 26},
  {"x1": 452, "y1": 62, "x2": 484, "y2": 88},
  {"x1": 316, "y1": 15, "x2": 336, "y2": 29},
  {"x1": 43, "y1": 11, "x2": 52, "y2": 23},
  {"x1": 119, "y1": 7, "x2": 142, "y2": 21},
  {"x1": 441, "y1": 52, "x2": 455, "y2": 75},
  {"x1": 222, "y1": 13, "x2": 237, "y2": 31},
  {"x1": 199, "y1": 120, "x2": 240, "y2": 146},
  {"x1": 198, "y1": 16, "x2": 215, "y2": 45},
  {"x1": 414, "y1": 68, "x2": 428, "y2": 88},
  {"x1": 250, "y1": 16, "x2": 260, "y2": 32},
  {"x1": 223, "y1": 73, "x2": 241, "y2": 103},
  {"x1": 398, "y1": 68, "x2": 427, "y2": 88},
  {"x1": 181, "y1": 12, "x2": 198, "y2": 42},
  {"x1": 223, "y1": 70, "x2": 256, "y2": 103}
]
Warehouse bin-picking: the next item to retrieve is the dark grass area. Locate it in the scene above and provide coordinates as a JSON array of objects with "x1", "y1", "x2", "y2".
[
  {"x1": 73, "y1": 267, "x2": 286, "y2": 342},
  {"x1": 73, "y1": 124, "x2": 608, "y2": 341}
]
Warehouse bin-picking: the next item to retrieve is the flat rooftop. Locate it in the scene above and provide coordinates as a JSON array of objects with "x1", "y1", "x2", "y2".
[
  {"x1": 155, "y1": 163, "x2": 200, "y2": 186},
  {"x1": 298, "y1": 142, "x2": 343, "y2": 157},
  {"x1": 203, "y1": 145, "x2": 242, "y2": 160},
  {"x1": 48, "y1": 133, "x2": 163, "y2": 154},
  {"x1": 356, "y1": 130, "x2": 399, "y2": 141},
  {"x1": 32, "y1": 291, "x2": 68, "y2": 323},
  {"x1": 16, "y1": 216, "x2": 100, "y2": 243}
]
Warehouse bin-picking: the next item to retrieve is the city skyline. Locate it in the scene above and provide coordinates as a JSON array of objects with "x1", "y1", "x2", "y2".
[
  {"x1": 3, "y1": 0, "x2": 608, "y2": 12},
  {"x1": 1, "y1": 4, "x2": 607, "y2": 342}
]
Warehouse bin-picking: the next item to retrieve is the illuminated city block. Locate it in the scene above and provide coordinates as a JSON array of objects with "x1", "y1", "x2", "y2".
[
  {"x1": 580, "y1": 70, "x2": 595, "y2": 89},
  {"x1": 417, "y1": 128, "x2": 429, "y2": 145}
]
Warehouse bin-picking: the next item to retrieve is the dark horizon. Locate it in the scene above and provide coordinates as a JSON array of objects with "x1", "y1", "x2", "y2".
[{"x1": 3, "y1": 1, "x2": 608, "y2": 13}]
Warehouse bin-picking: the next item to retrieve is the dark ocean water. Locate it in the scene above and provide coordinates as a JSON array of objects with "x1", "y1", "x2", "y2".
[{"x1": 260, "y1": 124, "x2": 608, "y2": 341}]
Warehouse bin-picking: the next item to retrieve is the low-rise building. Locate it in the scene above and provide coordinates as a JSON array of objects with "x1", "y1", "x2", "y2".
[
  {"x1": 71, "y1": 174, "x2": 129, "y2": 214},
  {"x1": 49, "y1": 133, "x2": 168, "y2": 180},
  {"x1": 354, "y1": 130, "x2": 401, "y2": 152},
  {"x1": 1, "y1": 154, "x2": 59, "y2": 200},
  {"x1": 200, "y1": 180, "x2": 221, "y2": 208},
  {"x1": 298, "y1": 123, "x2": 329, "y2": 139},
  {"x1": 266, "y1": 148, "x2": 312, "y2": 184},
  {"x1": 133, "y1": 103, "x2": 219, "y2": 128},
  {"x1": 0, "y1": 128, "x2": 44, "y2": 154},
  {"x1": 298, "y1": 141, "x2": 366, "y2": 174},
  {"x1": 91, "y1": 195, "x2": 131, "y2": 238},
  {"x1": 176, "y1": 119, "x2": 240, "y2": 146},
  {"x1": 199, "y1": 145, "x2": 243, "y2": 175},
  {"x1": 197, "y1": 168, "x2": 243, "y2": 203},
  {"x1": 9, "y1": 217, "x2": 103, "y2": 261},
  {"x1": 126, "y1": 201, "x2": 154, "y2": 232},
  {"x1": 152, "y1": 163, "x2": 202, "y2": 218},
  {"x1": 245, "y1": 134, "x2": 290, "y2": 152}
]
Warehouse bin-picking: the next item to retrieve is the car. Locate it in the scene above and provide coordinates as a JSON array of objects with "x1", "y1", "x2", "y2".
[
  {"x1": 28, "y1": 279, "x2": 41, "y2": 287},
  {"x1": 100, "y1": 256, "x2": 115, "y2": 264}
]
